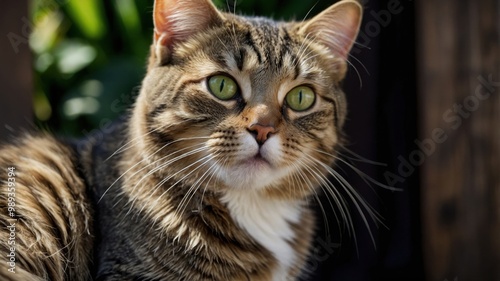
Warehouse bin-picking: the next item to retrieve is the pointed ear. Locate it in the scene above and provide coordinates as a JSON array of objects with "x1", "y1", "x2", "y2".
[
  {"x1": 153, "y1": 0, "x2": 223, "y2": 64},
  {"x1": 299, "y1": 0, "x2": 363, "y2": 60}
]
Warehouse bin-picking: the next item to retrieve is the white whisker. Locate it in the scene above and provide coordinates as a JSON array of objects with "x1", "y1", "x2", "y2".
[
  {"x1": 100, "y1": 137, "x2": 210, "y2": 204},
  {"x1": 295, "y1": 156, "x2": 353, "y2": 239},
  {"x1": 121, "y1": 144, "x2": 210, "y2": 217},
  {"x1": 143, "y1": 152, "x2": 213, "y2": 216},
  {"x1": 337, "y1": 146, "x2": 387, "y2": 166},
  {"x1": 305, "y1": 154, "x2": 385, "y2": 250},
  {"x1": 288, "y1": 160, "x2": 335, "y2": 238},
  {"x1": 312, "y1": 147, "x2": 400, "y2": 192},
  {"x1": 105, "y1": 119, "x2": 191, "y2": 161},
  {"x1": 174, "y1": 153, "x2": 221, "y2": 218}
]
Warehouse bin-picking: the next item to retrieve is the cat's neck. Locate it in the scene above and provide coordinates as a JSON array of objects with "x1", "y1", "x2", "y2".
[{"x1": 222, "y1": 189, "x2": 305, "y2": 280}]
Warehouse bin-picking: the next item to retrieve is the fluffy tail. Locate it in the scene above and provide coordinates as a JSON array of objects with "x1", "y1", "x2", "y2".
[{"x1": 0, "y1": 135, "x2": 93, "y2": 281}]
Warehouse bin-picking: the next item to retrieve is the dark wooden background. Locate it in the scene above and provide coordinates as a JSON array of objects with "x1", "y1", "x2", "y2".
[
  {"x1": 0, "y1": 0, "x2": 33, "y2": 140},
  {"x1": 1, "y1": 0, "x2": 499, "y2": 280},
  {"x1": 418, "y1": 0, "x2": 500, "y2": 280}
]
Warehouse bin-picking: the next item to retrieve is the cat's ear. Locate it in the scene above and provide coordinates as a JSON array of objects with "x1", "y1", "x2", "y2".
[
  {"x1": 299, "y1": 0, "x2": 362, "y2": 60},
  {"x1": 153, "y1": 0, "x2": 223, "y2": 64}
]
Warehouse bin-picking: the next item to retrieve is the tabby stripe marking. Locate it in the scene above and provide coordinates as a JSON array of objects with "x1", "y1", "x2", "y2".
[
  {"x1": 244, "y1": 31, "x2": 263, "y2": 64},
  {"x1": 321, "y1": 95, "x2": 339, "y2": 127}
]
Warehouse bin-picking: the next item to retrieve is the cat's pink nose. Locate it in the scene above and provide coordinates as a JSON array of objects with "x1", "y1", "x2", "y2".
[{"x1": 248, "y1": 123, "x2": 276, "y2": 144}]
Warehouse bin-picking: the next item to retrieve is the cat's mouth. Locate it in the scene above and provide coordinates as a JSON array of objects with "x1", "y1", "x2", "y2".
[
  {"x1": 244, "y1": 151, "x2": 272, "y2": 168},
  {"x1": 253, "y1": 152, "x2": 268, "y2": 162},
  {"x1": 216, "y1": 142, "x2": 286, "y2": 189}
]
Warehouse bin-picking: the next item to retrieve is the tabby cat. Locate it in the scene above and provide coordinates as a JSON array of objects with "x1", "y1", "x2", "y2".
[{"x1": 0, "y1": 0, "x2": 363, "y2": 280}]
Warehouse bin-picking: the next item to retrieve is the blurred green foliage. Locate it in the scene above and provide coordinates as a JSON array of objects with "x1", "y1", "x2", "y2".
[{"x1": 31, "y1": 0, "x2": 335, "y2": 137}]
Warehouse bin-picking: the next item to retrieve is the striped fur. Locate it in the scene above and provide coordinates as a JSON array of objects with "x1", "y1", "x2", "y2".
[
  {"x1": 0, "y1": 0, "x2": 362, "y2": 280},
  {"x1": 0, "y1": 135, "x2": 93, "y2": 281}
]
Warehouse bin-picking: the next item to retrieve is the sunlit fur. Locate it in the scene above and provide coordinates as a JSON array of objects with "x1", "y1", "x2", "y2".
[
  {"x1": 0, "y1": 135, "x2": 93, "y2": 281},
  {"x1": 0, "y1": 0, "x2": 368, "y2": 280}
]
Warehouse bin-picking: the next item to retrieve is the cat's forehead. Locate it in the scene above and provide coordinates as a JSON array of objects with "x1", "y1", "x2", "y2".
[
  {"x1": 216, "y1": 20, "x2": 287, "y2": 61},
  {"x1": 229, "y1": 14, "x2": 285, "y2": 33},
  {"x1": 239, "y1": 16, "x2": 287, "y2": 40},
  {"x1": 205, "y1": 16, "x2": 316, "y2": 77}
]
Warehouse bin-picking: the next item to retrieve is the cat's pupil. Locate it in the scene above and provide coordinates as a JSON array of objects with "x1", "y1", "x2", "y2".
[
  {"x1": 299, "y1": 90, "x2": 303, "y2": 104},
  {"x1": 220, "y1": 79, "x2": 225, "y2": 93}
]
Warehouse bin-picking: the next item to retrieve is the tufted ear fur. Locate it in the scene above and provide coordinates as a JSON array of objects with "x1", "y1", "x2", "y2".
[
  {"x1": 153, "y1": 0, "x2": 223, "y2": 65},
  {"x1": 299, "y1": 0, "x2": 362, "y2": 60}
]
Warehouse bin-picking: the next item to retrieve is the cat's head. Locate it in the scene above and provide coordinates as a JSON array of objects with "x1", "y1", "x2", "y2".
[{"x1": 131, "y1": 0, "x2": 362, "y2": 198}]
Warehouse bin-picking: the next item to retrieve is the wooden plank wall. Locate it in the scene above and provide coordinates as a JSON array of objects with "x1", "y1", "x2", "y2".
[
  {"x1": 0, "y1": 0, "x2": 33, "y2": 141},
  {"x1": 418, "y1": 0, "x2": 500, "y2": 280}
]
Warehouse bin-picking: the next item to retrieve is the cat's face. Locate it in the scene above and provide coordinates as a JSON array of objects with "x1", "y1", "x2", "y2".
[{"x1": 132, "y1": 0, "x2": 361, "y2": 198}]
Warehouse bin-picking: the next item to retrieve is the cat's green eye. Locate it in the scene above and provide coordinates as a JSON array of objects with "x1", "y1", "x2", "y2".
[
  {"x1": 285, "y1": 86, "x2": 316, "y2": 111},
  {"x1": 208, "y1": 75, "x2": 238, "y2": 100}
]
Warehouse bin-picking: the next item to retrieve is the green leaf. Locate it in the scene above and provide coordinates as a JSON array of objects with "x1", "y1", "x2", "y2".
[
  {"x1": 65, "y1": 0, "x2": 107, "y2": 40},
  {"x1": 112, "y1": 0, "x2": 148, "y2": 58}
]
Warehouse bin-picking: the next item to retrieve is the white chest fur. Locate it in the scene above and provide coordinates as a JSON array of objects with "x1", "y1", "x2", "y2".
[{"x1": 221, "y1": 190, "x2": 302, "y2": 280}]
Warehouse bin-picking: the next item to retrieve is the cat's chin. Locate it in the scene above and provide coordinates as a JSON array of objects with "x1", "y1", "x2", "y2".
[
  {"x1": 215, "y1": 155, "x2": 287, "y2": 190},
  {"x1": 243, "y1": 153, "x2": 271, "y2": 168},
  {"x1": 208, "y1": 134, "x2": 291, "y2": 190},
  {"x1": 221, "y1": 159, "x2": 275, "y2": 190}
]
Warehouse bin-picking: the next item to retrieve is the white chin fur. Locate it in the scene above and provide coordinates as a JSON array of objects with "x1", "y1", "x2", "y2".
[{"x1": 215, "y1": 134, "x2": 290, "y2": 190}]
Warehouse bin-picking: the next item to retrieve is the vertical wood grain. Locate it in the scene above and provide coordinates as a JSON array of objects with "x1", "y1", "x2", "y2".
[
  {"x1": 418, "y1": 0, "x2": 500, "y2": 280},
  {"x1": 0, "y1": 1, "x2": 33, "y2": 141}
]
